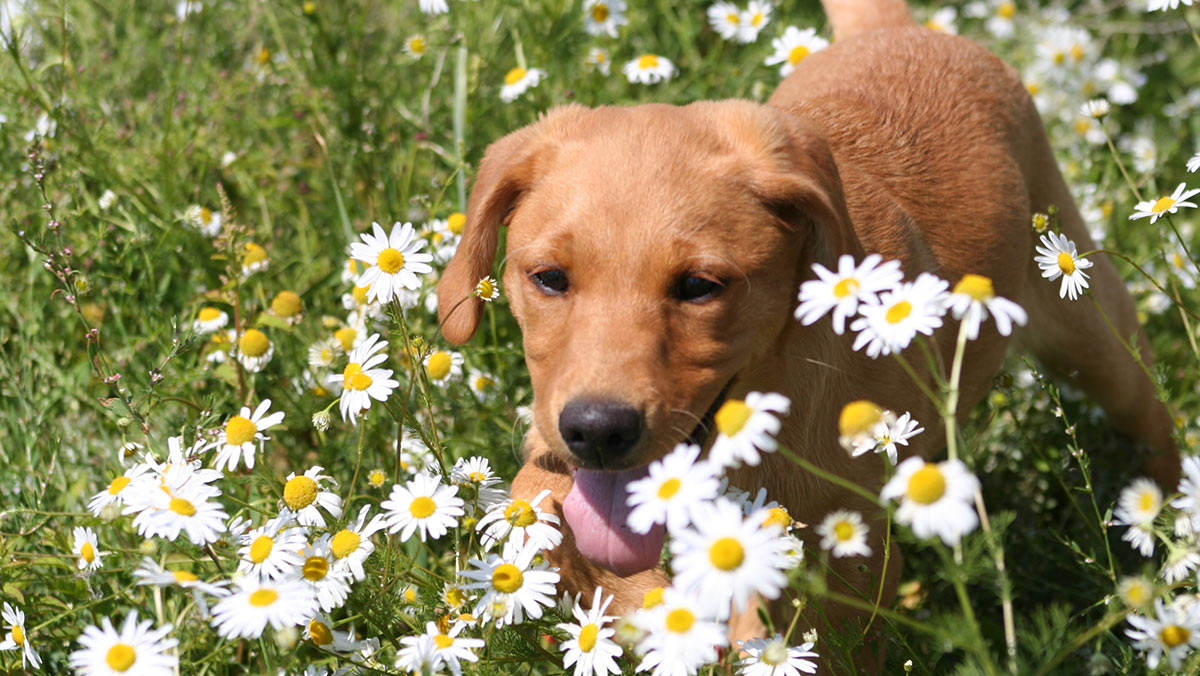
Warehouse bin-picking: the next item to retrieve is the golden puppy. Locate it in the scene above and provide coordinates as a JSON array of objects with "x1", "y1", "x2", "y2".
[{"x1": 437, "y1": 0, "x2": 1178, "y2": 645}]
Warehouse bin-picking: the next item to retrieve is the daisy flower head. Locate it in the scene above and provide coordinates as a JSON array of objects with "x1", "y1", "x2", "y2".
[
  {"x1": 467, "y1": 368, "x2": 500, "y2": 400},
  {"x1": 1123, "y1": 522, "x2": 1157, "y2": 557},
  {"x1": 1188, "y1": 151, "x2": 1200, "y2": 173},
  {"x1": 499, "y1": 67, "x2": 546, "y2": 103},
  {"x1": 234, "y1": 328, "x2": 274, "y2": 372},
  {"x1": 130, "y1": 485, "x2": 229, "y2": 545},
  {"x1": 633, "y1": 587, "x2": 727, "y2": 676},
  {"x1": 282, "y1": 466, "x2": 343, "y2": 527},
  {"x1": 329, "y1": 504, "x2": 388, "y2": 581},
  {"x1": 1118, "y1": 575, "x2": 1156, "y2": 610},
  {"x1": 1162, "y1": 548, "x2": 1200, "y2": 584},
  {"x1": 946, "y1": 273, "x2": 1028, "y2": 341},
  {"x1": 737, "y1": 635, "x2": 819, "y2": 676},
  {"x1": 210, "y1": 576, "x2": 318, "y2": 640},
  {"x1": 1130, "y1": 183, "x2": 1200, "y2": 223},
  {"x1": 558, "y1": 587, "x2": 623, "y2": 676},
  {"x1": 584, "y1": 0, "x2": 627, "y2": 38},
  {"x1": 73, "y1": 526, "x2": 105, "y2": 573},
  {"x1": 880, "y1": 457, "x2": 980, "y2": 546},
  {"x1": 460, "y1": 542, "x2": 561, "y2": 627},
  {"x1": 185, "y1": 204, "x2": 222, "y2": 237},
  {"x1": 269, "y1": 290, "x2": 304, "y2": 324},
  {"x1": 1126, "y1": 597, "x2": 1200, "y2": 671},
  {"x1": 351, "y1": 221, "x2": 434, "y2": 304},
  {"x1": 708, "y1": 391, "x2": 790, "y2": 469},
  {"x1": 383, "y1": 472, "x2": 465, "y2": 542},
  {"x1": 210, "y1": 398, "x2": 285, "y2": 472},
  {"x1": 707, "y1": 1, "x2": 743, "y2": 41},
  {"x1": 69, "y1": 611, "x2": 178, "y2": 676},
  {"x1": 738, "y1": 0, "x2": 771, "y2": 43},
  {"x1": 623, "y1": 54, "x2": 676, "y2": 85},
  {"x1": 299, "y1": 536, "x2": 354, "y2": 612},
  {"x1": 0, "y1": 602, "x2": 40, "y2": 669},
  {"x1": 398, "y1": 621, "x2": 485, "y2": 676},
  {"x1": 764, "y1": 26, "x2": 829, "y2": 78},
  {"x1": 924, "y1": 6, "x2": 958, "y2": 33},
  {"x1": 477, "y1": 488, "x2": 563, "y2": 552},
  {"x1": 88, "y1": 461, "x2": 152, "y2": 517},
  {"x1": 304, "y1": 613, "x2": 363, "y2": 653},
  {"x1": 133, "y1": 557, "x2": 228, "y2": 598},
  {"x1": 241, "y1": 242, "x2": 270, "y2": 276},
  {"x1": 404, "y1": 34, "x2": 427, "y2": 59},
  {"x1": 424, "y1": 349, "x2": 464, "y2": 385},
  {"x1": 1034, "y1": 231, "x2": 1093, "y2": 300},
  {"x1": 328, "y1": 332, "x2": 399, "y2": 425},
  {"x1": 850, "y1": 272, "x2": 949, "y2": 358},
  {"x1": 237, "y1": 511, "x2": 306, "y2": 580},
  {"x1": 669, "y1": 497, "x2": 788, "y2": 618},
  {"x1": 625, "y1": 442, "x2": 721, "y2": 535},
  {"x1": 193, "y1": 306, "x2": 228, "y2": 334},
  {"x1": 419, "y1": 0, "x2": 449, "y2": 14},
  {"x1": 1115, "y1": 477, "x2": 1163, "y2": 527},
  {"x1": 795, "y1": 253, "x2": 903, "y2": 334},
  {"x1": 1172, "y1": 455, "x2": 1200, "y2": 536},
  {"x1": 474, "y1": 275, "x2": 500, "y2": 301},
  {"x1": 816, "y1": 509, "x2": 872, "y2": 558},
  {"x1": 307, "y1": 337, "x2": 342, "y2": 370},
  {"x1": 836, "y1": 399, "x2": 894, "y2": 457},
  {"x1": 585, "y1": 47, "x2": 612, "y2": 75},
  {"x1": 451, "y1": 455, "x2": 507, "y2": 514},
  {"x1": 1080, "y1": 98, "x2": 1110, "y2": 118}
]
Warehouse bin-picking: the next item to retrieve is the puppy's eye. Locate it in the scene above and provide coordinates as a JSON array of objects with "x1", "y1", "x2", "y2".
[
  {"x1": 674, "y1": 275, "x2": 723, "y2": 302},
  {"x1": 531, "y1": 269, "x2": 569, "y2": 295}
]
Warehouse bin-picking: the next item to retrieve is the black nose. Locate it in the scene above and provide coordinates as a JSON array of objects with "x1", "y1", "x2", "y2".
[{"x1": 558, "y1": 398, "x2": 644, "y2": 467}]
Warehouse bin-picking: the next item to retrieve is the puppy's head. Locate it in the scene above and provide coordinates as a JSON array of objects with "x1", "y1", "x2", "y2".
[{"x1": 437, "y1": 101, "x2": 857, "y2": 572}]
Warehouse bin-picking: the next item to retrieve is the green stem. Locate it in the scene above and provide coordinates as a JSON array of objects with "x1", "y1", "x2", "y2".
[{"x1": 776, "y1": 445, "x2": 880, "y2": 506}]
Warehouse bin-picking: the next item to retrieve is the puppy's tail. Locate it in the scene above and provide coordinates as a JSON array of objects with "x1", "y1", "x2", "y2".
[{"x1": 820, "y1": 0, "x2": 915, "y2": 42}]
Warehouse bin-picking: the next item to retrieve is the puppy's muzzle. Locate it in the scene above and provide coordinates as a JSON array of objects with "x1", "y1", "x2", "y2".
[{"x1": 558, "y1": 398, "x2": 644, "y2": 468}]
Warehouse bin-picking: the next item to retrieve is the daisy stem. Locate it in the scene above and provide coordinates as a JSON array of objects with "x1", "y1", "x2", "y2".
[
  {"x1": 776, "y1": 445, "x2": 881, "y2": 506},
  {"x1": 861, "y1": 510, "x2": 892, "y2": 638},
  {"x1": 454, "y1": 42, "x2": 468, "y2": 212},
  {"x1": 943, "y1": 318, "x2": 970, "y2": 463},
  {"x1": 1180, "y1": 10, "x2": 1200, "y2": 51},
  {"x1": 344, "y1": 417, "x2": 367, "y2": 511},
  {"x1": 935, "y1": 545, "x2": 1000, "y2": 676},
  {"x1": 1033, "y1": 608, "x2": 1130, "y2": 676},
  {"x1": 973, "y1": 489, "x2": 1018, "y2": 675},
  {"x1": 890, "y1": 352, "x2": 942, "y2": 409},
  {"x1": 152, "y1": 585, "x2": 165, "y2": 632},
  {"x1": 1086, "y1": 293, "x2": 1179, "y2": 423},
  {"x1": 1088, "y1": 249, "x2": 1200, "y2": 324},
  {"x1": 1163, "y1": 213, "x2": 1200, "y2": 287},
  {"x1": 1100, "y1": 126, "x2": 1144, "y2": 204},
  {"x1": 1169, "y1": 275, "x2": 1200, "y2": 359}
]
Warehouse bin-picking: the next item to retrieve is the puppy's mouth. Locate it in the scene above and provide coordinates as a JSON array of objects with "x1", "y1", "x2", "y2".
[{"x1": 560, "y1": 378, "x2": 734, "y2": 577}]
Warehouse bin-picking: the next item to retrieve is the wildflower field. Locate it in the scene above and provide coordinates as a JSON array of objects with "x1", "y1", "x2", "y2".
[{"x1": 4, "y1": 0, "x2": 1200, "y2": 673}]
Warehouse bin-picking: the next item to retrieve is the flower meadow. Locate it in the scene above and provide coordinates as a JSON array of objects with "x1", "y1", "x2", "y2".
[{"x1": 5, "y1": 0, "x2": 1200, "y2": 674}]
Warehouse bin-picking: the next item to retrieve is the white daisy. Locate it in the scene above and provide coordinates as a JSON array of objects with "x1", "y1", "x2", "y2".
[
  {"x1": 1080, "y1": 98, "x2": 1110, "y2": 118},
  {"x1": 1116, "y1": 477, "x2": 1163, "y2": 526},
  {"x1": 299, "y1": 536, "x2": 354, "y2": 612},
  {"x1": 351, "y1": 221, "x2": 434, "y2": 304},
  {"x1": 88, "y1": 461, "x2": 153, "y2": 517},
  {"x1": 466, "y1": 369, "x2": 500, "y2": 400},
  {"x1": 210, "y1": 576, "x2": 319, "y2": 639},
  {"x1": 234, "y1": 328, "x2": 274, "y2": 372},
  {"x1": 1172, "y1": 455, "x2": 1200, "y2": 536},
  {"x1": 1034, "y1": 232, "x2": 1093, "y2": 301},
  {"x1": 185, "y1": 204, "x2": 222, "y2": 237},
  {"x1": 192, "y1": 306, "x2": 228, "y2": 334},
  {"x1": 419, "y1": 0, "x2": 449, "y2": 14},
  {"x1": 1119, "y1": 576, "x2": 1156, "y2": 610},
  {"x1": 623, "y1": 54, "x2": 676, "y2": 85},
  {"x1": 474, "y1": 275, "x2": 500, "y2": 302},
  {"x1": 210, "y1": 398, "x2": 286, "y2": 472},
  {"x1": 132, "y1": 486, "x2": 229, "y2": 545},
  {"x1": 1126, "y1": 597, "x2": 1200, "y2": 671},
  {"x1": 708, "y1": 391, "x2": 791, "y2": 469},
  {"x1": 737, "y1": 635, "x2": 819, "y2": 676},
  {"x1": 398, "y1": 621, "x2": 484, "y2": 676},
  {"x1": 738, "y1": 0, "x2": 771, "y2": 43},
  {"x1": 1164, "y1": 246, "x2": 1199, "y2": 290},
  {"x1": 1130, "y1": 183, "x2": 1200, "y2": 223},
  {"x1": 924, "y1": 6, "x2": 958, "y2": 33},
  {"x1": 816, "y1": 509, "x2": 872, "y2": 558},
  {"x1": 307, "y1": 337, "x2": 343, "y2": 370},
  {"x1": 764, "y1": 25, "x2": 829, "y2": 78},
  {"x1": 0, "y1": 602, "x2": 40, "y2": 669},
  {"x1": 383, "y1": 472, "x2": 465, "y2": 542},
  {"x1": 880, "y1": 457, "x2": 980, "y2": 546},
  {"x1": 460, "y1": 542, "x2": 561, "y2": 627},
  {"x1": 1187, "y1": 151, "x2": 1200, "y2": 173},
  {"x1": 477, "y1": 488, "x2": 563, "y2": 551},
  {"x1": 850, "y1": 272, "x2": 949, "y2": 358},
  {"x1": 583, "y1": 0, "x2": 627, "y2": 38},
  {"x1": 946, "y1": 273, "x2": 1028, "y2": 341},
  {"x1": 871, "y1": 411, "x2": 924, "y2": 465},
  {"x1": 132, "y1": 557, "x2": 228, "y2": 598},
  {"x1": 329, "y1": 504, "x2": 388, "y2": 581},
  {"x1": 450, "y1": 455, "x2": 507, "y2": 514},
  {"x1": 625, "y1": 442, "x2": 721, "y2": 535},
  {"x1": 1162, "y1": 549, "x2": 1200, "y2": 584},
  {"x1": 707, "y1": 1, "x2": 742, "y2": 40},
  {"x1": 585, "y1": 47, "x2": 612, "y2": 75},
  {"x1": 237, "y1": 511, "x2": 307, "y2": 580},
  {"x1": 1148, "y1": 0, "x2": 1194, "y2": 13},
  {"x1": 633, "y1": 587, "x2": 727, "y2": 676},
  {"x1": 424, "y1": 349, "x2": 464, "y2": 385},
  {"x1": 69, "y1": 611, "x2": 178, "y2": 676},
  {"x1": 73, "y1": 526, "x2": 105, "y2": 573},
  {"x1": 403, "y1": 34, "x2": 427, "y2": 59},
  {"x1": 837, "y1": 399, "x2": 894, "y2": 457},
  {"x1": 282, "y1": 466, "x2": 343, "y2": 527},
  {"x1": 328, "y1": 332, "x2": 399, "y2": 425},
  {"x1": 558, "y1": 587, "x2": 623, "y2": 676},
  {"x1": 499, "y1": 67, "x2": 546, "y2": 103},
  {"x1": 795, "y1": 253, "x2": 904, "y2": 335},
  {"x1": 304, "y1": 613, "x2": 363, "y2": 653}
]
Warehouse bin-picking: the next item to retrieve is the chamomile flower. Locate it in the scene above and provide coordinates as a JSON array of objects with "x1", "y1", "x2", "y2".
[
  {"x1": 583, "y1": 0, "x2": 627, "y2": 38},
  {"x1": 70, "y1": 611, "x2": 178, "y2": 676},
  {"x1": 299, "y1": 536, "x2": 353, "y2": 611},
  {"x1": 269, "y1": 290, "x2": 304, "y2": 324},
  {"x1": 1188, "y1": 151, "x2": 1200, "y2": 173},
  {"x1": 241, "y1": 242, "x2": 270, "y2": 276},
  {"x1": 764, "y1": 26, "x2": 829, "y2": 78},
  {"x1": 329, "y1": 504, "x2": 388, "y2": 581},
  {"x1": 669, "y1": 498, "x2": 788, "y2": 618},
  {"x1": 1173, "y1": 456, "x2": 1200, "y2": 536},
  {"x1": 1163, "y1": 549, "x2": 1200, "y2": 584},
  {"x1": 837, "y1": 399, "x2": 894, "y2": 456},
  {"x1": 418, "y1": 0, "x2": 449, "y2": 14},
  {"x1": 623, "y1": 54, "x2": 676, "y2": 85},
  {"x1": 737, "y1": 635, "x2": 819, "y2": 676},
  {"x1": 329, "y1": 332, "x2": 399, "y2": 424},
  {"x1": 1116, "y1": 478, "x2": 1163, "y2": 526},
  {"x1": 383, "y1": 472, "x2": 465, "y2": 542},
  {"x1": 73, "y1": 526, "x2": 105, "y2": 572},
  {"x1": 398, "y1": 621, "x2": 485, "y2": 676},
  {"x1": 477, "y1": 488, "x2": 563, "y2": 551},
  {"x1": 880, "y1": 457, "x2": 980, "y2": 546},
  {"x1": 451, "y1": 455, "x2": 507, "y2": 514},
  {"x1": 351, "y1": 221, "x2": 434, "y2": 304},
  {"x1": 708, "y1": 2, "x2": 743, "y2": 41},
  {"x1": 442, "y1": 582, "x2": 473, "y2": 612},
  {"x1": 424, "y1": 349, "x2": 464, "y2": 385},
  {"x1": 924, "y1": 6, "x2": 958, "y2": 33},
  {"x1": 633, "y1": 588, "x2": 727, "y2": 676},
  {"x1": 283, "y1": 466, "x2": 343, "y2": 527},
  {"x1": 474, "y1": 275, "x2": 500, "y2": 301},
  {"x1": 585, "y1": 47, "x2": 612, "y2": 75},
  {"x1": 874, "y1": 411, "x2": 924, "y2": 464},
  {"x1": 304, "y1": 613, "x2": 363, "y2": 653},
  {"x1": 133, "y1": 557, "x2": 228, "y2": 597},
  {"x1": 738, "y1": 0, "x2": 771, "y2": 43},
  {"x1": 193, "y1": 306, "x2": 228, "y2": 334},
  {"x1": 795, "y1": 253, "x2": 904, "y2": 334},
  {"x1": 1080, "y1": 98, "x2": 1110, "y2": 118},
  {"x1": 0, "y1": 602, "x2": 40, "y2": 669},
  {"x1": 237, "y1": 511, "x2": 307, "y2": 580},
  {"x1": 307, "y1": 337, "x2": 342, "y2": 370},
  {"x1": 946, "y1": 274, "x2": 1028, "y2": 341},
  {"x1": 88, "y1": 461, "x2": 152, "y2": 517},
  {"x1": 816, "y1": 509, "x2": 872, "y2": 558},
  {"x1": 625, "y1": 443, "x2": 721, "y2": 535},
  {"x1": 1130, "y1": 183, "x2": 1200, "y2": 223},
  {"x1": 234, "y1": 328, "x2": 274, "y2": 372},
  {"x1": 185, "y1": 204, "x2": 222, "y2": 237},
  {"x1": 466, "y1": 369, "x2": 500, "y2": 400},
  {"x1": 210, "y1": 576, "x2": 318, "y2": 639},
  {"x1": 403, "y1": 35, "x2": 427, "y2": 59},
  {"x1": 460, "y1": 542, "x2": 561, "y2": 627},
  {"x1": 1126, "y1": 597, "x2": 1200, "y2": 671},
  {"x1": 708, "y1": 391, "x2": 791, "y2": 469},
  {"x1": 1034, "y1": 232, "x2": 1093, "y2": 300},
  {"x1": 558, "y1": 587, "x2": 622, "y2": 676},
  {"x1": 499, "y1": 67, "x2": 546, "y2": 103},
  {"x1": 132, "y1": 486, "x2": 229, "y2": 545},
  {"x1": 1124, "y1": 523, "x2": 1158, "y2": 557},
  {"x1": 1119, "y1": 576, "x2": 1156, "y2": 610},
  {"x1": 367, "y1": 469, "x2": 388, "y2": 489},
  {"x1": 210, "y1": 398, "x2": 285, "y2": 472},
  {"x1": 333, "y1": 318, "x2": 366, "y2": 352},
  {"x1": 851, "y1": 273, "x2": 949, "y2": 358}
]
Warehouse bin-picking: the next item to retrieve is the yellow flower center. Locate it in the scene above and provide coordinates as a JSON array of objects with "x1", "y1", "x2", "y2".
[
  {"x1": 751, "y1": 11, "x2": 764, "y2": 26},
  {"x1": 642, "y1": 586, "x2": 665, "y2": 609},
  {"x1": 402, "y1": 587, "x2": 417, "y2": 602},
  {"x1": 708, "y1": 536, "x2": 745, "y2": 571},
  {"x1": 172, "y1": 570, "x2": 198, "y2": 583},
  {"x1": 283, "y1": 476, "x2": 319, "y2": 510},
  {"x1": 445, "y1": 586, "x2": 468, "y2": 608},
  {"x1": 271, "y1": 290, "x2": 303, "y2": 317},
  {"x1": 225, "y1": 415, "x2": 258, "y2": 446},
  {"x1": 200, "y1": 207, "x2": 213, "y2": 224},
  {"x1": 476, "y1": 278, "x2": 495, "y2": 297},
  {"x1": 344, "y1": 363, "x2": 374, "y2": 391},
  {"x1": 725, "y1": 12, "x2": 740, "y2": 25},
  {"x1": 906, "y1": 465, "x2": 947, "y2": 505},
  {"x1": 997, "y1": 2, "x2": 1015, "y2": 19},
  {"x1": 169, "y1": 497, "x2": 196, "y2": 516},
  {"x1": 377, "y1": 248, "x2": 406, "y2": 274},
  {"x1": 1069, "y1": 44, "x2": 1084, "y2": 62},
  {"x1": 591, "y1": 3, "x2": 608, "y2": 21},
  {"x1": 303, "y1": 0, "x2": 316, "y2": 13},
  {"x1": 578, "y1": 623, "x2": 599, "y2": 652},
  {"x1": 832, "y1": 276, "x2": 858, "y2": 298},
  {"x1": 469, "y1": 471, "x2": 487, "y2": 483},
  {"x1": 242, "y1": 242, "x2": 267, "y2": 266},
  {"x1": 257, "y1": 47, "x2": 271, "y2": 65},
  {"x1": 714, "y1": 399, "x2": 752, "y2": 437},
  {"x1": 638, "y1": 54, "x2": 659, "y2": 69},
  {"x1": 665, "y1": 608, "x2": 695, "y2": 633},
  {"x1": 409, "y1": 37, "x2": 427, "y2": 54},
  {"x1": 1053, "y1": 51, "x2": 1066, "y2": 66},
  {"x1": 369, "y1": 470, "x2": 386, "y2": 487},
  {"x1": 885, "y1": 300, "x2": 912, "y2": 324},
  {"x1": 105, "y1": 643, "x2": 136, "y2": 671},
  {"x1": 335, "y1": 326, "x2": 357, "y2": 351},
  {"x1": 81, "y1": 542, "x2": 96, "y2": 563},
  {"x1": 352, "y1": 285, "x2": 370, "y2": 304},
  {"x1": 504, "y1": 68, "x2": 527, "y2": 86},
  {"x1": 474, "y1": 376, "x2": 496, "y2": 392},
  {"x1": 11, "y1": 625, "x2": 24, "y2": 646},
  {"x1": 108, "y1": 476, "x2": 131, "y2": 495},
  {"x1": 303, "y1": 556, "x2": 329, "y2": 581},
  {"x1": 954, "y1": 274, "x2": 995, "y2": 301},
  {"x1": 1057, "y1": 252, "x2": 1076, "y2": 275},
  {"x1": 839, "y1": 400, "x2": 883, "y2": 437},
  {"x1": 1139, "y1": 492, "x2": 1156, "y2": 512},
  {"x1": 1153, "y1": 196, "x2": 1177, "y2": 214},
  {"x1": 834, "y1": 520, "x2": 855, "y2": 541},
  {"x1": 657, "y1": 477, "x2": 682, "y2": 499},
  {"x1": 434, "y1": 633, "x2": 455, "y2": 649},
  {"x1": 249, "y1": 535, "x2": 274, "y2": 564},
  {"x1": 426, "y1": 351, "x2": 452, "y2": 380},
  {"x1": 1162, "y1": 624, "x2": 1190, "y2": 648},
  {"x1": 198, "y1": 307, "x2": 222, "y2": 322},
  {"x1": 331, "y1": 530, "x2": 361, "y2": 559},
  {"x1": 249, "y1": 589, "x2": 278, "y2": 607},
  {"x1": 492, "y1": 563, "x2": 524, "y2": 593},
  {"x1": 1073, "y1": 118, "x2": 1092, "y2": 136},
  {"x1": 308, "y1": 619, "x2": 332, "y2": 646},
  {"x1": 448, "y1": 212, "x2": 467, "y2": 235},
  {"x1": 238, "y1": 329, "x2": 270, "y2": 357},
  {"x1": 763, "y1": 506, "x2": 791, "y2": 529},
  {"x1": 504, "y1": 499, "x2": 538, "y2": 527},
  {"x1": 409, "y1": 496, "x2": 437, "y2": 519}
]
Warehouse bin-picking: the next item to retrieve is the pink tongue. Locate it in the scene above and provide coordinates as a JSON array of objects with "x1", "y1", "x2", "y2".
[{"x1": 563, "y1": 466, "x2": 666, "y2": 577}]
